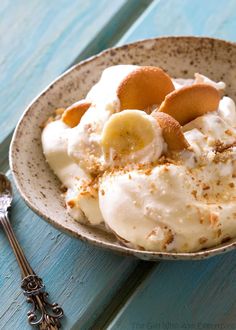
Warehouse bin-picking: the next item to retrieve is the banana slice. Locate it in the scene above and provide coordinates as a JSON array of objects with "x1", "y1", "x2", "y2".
[
  {"x1": 151, "y1": 111, "x2": 189, "y2": 151},
  {"x1": 101, "y1": 110, "x2": 156, "y2": 156},
  {"x1": 159, "y1": 83, "x2": 220, "y2": 125},
  {"x1": 62, "y1": 100, "x2": 91, "y2": 128},
  {"x1": 117, "y1": 66, "x2": 174, "y2": 111}
]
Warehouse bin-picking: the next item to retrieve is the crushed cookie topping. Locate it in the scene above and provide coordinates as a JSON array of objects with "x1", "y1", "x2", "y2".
[
  {"x1": 225, "y1": 129, "x2": 233, "y2": 136},
  {"x1": 215, "y1": 141, "x2": 236, "y2": 154},
  {"x1": 55, "y1": 107, "x2": 65, "y2": 116},
  {"x1": 78, "y1": 176, "x2": 100, "y2": 198},
  {"x1": 164, "y1": 230, "x2": 174, "y2": 247},
  {"x1": 209, "y1": 213, "x2": 219, "y2": 226},
  {"x1": 199, "y1": 237, "x2": 208, "y2": 244},
  {"x1": 40, "y1": 108, "x2": 65, "y2": 129},
  {"x1": 67, "y1": 199, "x2": 75, "y2": 208},
  {"x1": 191, "y1": 190, "x2": 197, "y2": 198}
]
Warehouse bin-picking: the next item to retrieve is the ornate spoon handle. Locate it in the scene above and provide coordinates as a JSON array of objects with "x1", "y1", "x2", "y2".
[{"x1": 0, "y1": 211, "x2": 64, "y2": 329}]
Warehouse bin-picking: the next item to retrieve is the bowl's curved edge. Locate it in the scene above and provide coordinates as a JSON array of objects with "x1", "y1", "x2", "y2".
[{"x1": 9, "y1": 35, "x2": 236, "y2": 261}]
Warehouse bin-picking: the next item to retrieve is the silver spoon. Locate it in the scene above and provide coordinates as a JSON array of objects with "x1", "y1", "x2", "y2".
[{"x1": 0, "y1": 173, "x2": 64, "y2": 329}]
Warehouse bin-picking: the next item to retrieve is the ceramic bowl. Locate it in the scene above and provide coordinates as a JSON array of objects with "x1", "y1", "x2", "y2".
[{"x1": 10, "y1": 36, "x2": 236, "y2": 260}]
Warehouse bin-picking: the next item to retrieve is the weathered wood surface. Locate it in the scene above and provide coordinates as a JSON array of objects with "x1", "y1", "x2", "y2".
[
  {"x1": 0, "y1": 0, "x2": 151, "y2": 145},
  {"x1": 118, "y1": 0, "x2": 236, "y2": 45},
  {"x1": 0, "y1": 1, "x2": 152, "y2": 329},
  {"x1": 108, "y1": 252, "x2": 236, "y2": 329},
  {"x1": 0, "y1": 176, "x2": 137, "y2": 329},
  {"x1": 2, "y1": 0, "x2": 236, "y2": 329},
  {"x1": 108, "y1": 0, "x2": 236, "y2": 329}
]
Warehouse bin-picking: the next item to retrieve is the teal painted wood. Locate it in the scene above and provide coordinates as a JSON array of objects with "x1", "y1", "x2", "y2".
[
  {"x1": 0, "y1": 173, "x2": 138, "y2": 329},
  {"x1": 118, "y1": 0, "x2": 236, "y2": 45},
  {"x1": 0, "y1": 1, "x2": 155, "y2": 329},
  {"x1": 107, "y1": 1, "x2": 236, "y2": 329},
  {"x1": 0, "y1": 0, "x2": 152, "y2": 172},
  {"x1": 108, "y1": 252, "x2": 236, "y2": 329},
  {"x1": 0, "y1": 0, "x2": 150, "y2": 146}
]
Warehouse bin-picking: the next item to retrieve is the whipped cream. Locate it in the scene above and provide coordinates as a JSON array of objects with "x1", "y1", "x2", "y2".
[
  {"x1": 99, "y1": 161, "x2": 236, "y2": 252},
  {"x1": 41, "y1": 65, "x2": 236, "y2": 252},
  {"x1": 68, "y1": 65, "x2": 138, "y2": 172},
  {"x1": 42, "y1": 120, "x2": 87, "y2": 188}
]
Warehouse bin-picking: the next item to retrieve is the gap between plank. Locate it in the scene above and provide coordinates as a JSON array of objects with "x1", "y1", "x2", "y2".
[
  {"x1": 89, "y1": 261, "x2": 157, "y2": 330},
  {"x1": 0, "y1": 0, "x2": 153, "y2": 174},
  {"x1": 0, "y1": 1, "x2": 158, "y2": 327},
  {"x1": 67, "y1": 0, "x2": 153, "y2": 66}
]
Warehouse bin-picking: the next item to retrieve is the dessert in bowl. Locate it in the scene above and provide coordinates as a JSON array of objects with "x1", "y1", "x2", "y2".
[
  {"x1": 10, "y1": 37, "x2": 236, "y2": 260},
  {"x1": 41, "y1": 63, "x2": 236, "y2": 253}
]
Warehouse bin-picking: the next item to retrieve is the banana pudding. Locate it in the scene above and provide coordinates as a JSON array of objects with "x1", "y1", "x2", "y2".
[{"x1": 42, "y1": 65, "x2": 236, "y2": 252}]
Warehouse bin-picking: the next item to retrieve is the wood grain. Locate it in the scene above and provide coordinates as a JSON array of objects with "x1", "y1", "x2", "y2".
[
  {"x1": 108, "y1": 253, "x2": 236, "y2": 329},
  {"x1": 0, "y1": 1, "x2": 154, "y2": 329},
  {"x1": 118, "y1": 0, "x2": 236, "y2": 45},
  {"x1": 0, "y1": 0, "x2": 151, "y2": 145},
  {"x1": 0, "y1": 173, "x2": 138, "y2": 329},
  {"x1": 3, "y1": 0, "x2": 236, "y2": 329}
]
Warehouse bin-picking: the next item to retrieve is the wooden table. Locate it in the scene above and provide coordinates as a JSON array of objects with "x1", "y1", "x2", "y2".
[{"x1": 1, "y1": 1, "x2": 236, "y2": 329}]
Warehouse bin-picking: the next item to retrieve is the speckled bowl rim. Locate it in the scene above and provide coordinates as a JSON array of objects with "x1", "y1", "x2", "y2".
[{"x1": 10, "y1": 36, "x2": 236, "y2": 261}]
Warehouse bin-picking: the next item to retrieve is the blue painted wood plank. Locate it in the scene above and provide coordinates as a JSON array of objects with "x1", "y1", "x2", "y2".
[
  {"x1": 0, "y1": 0, "x2": 152, "y2": 172},
  {"x1": 107, "y1": 0, "x2": 236, "y2": 328},
  {"x1": 0, "y1": 1, "x2": 156, "y2": 328},
  {"x1": 108, "y1": 253, "x2": 236, "y2": 329},
  {"x1": 0, "y1": 173, "x2": 138, "y2": 329},
  {"x1": 118, "y1": 0, "x2": 236, "y2": 45},
  {"x1": 0, "y1": 0, "x2": 145, "y2": 145}
]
